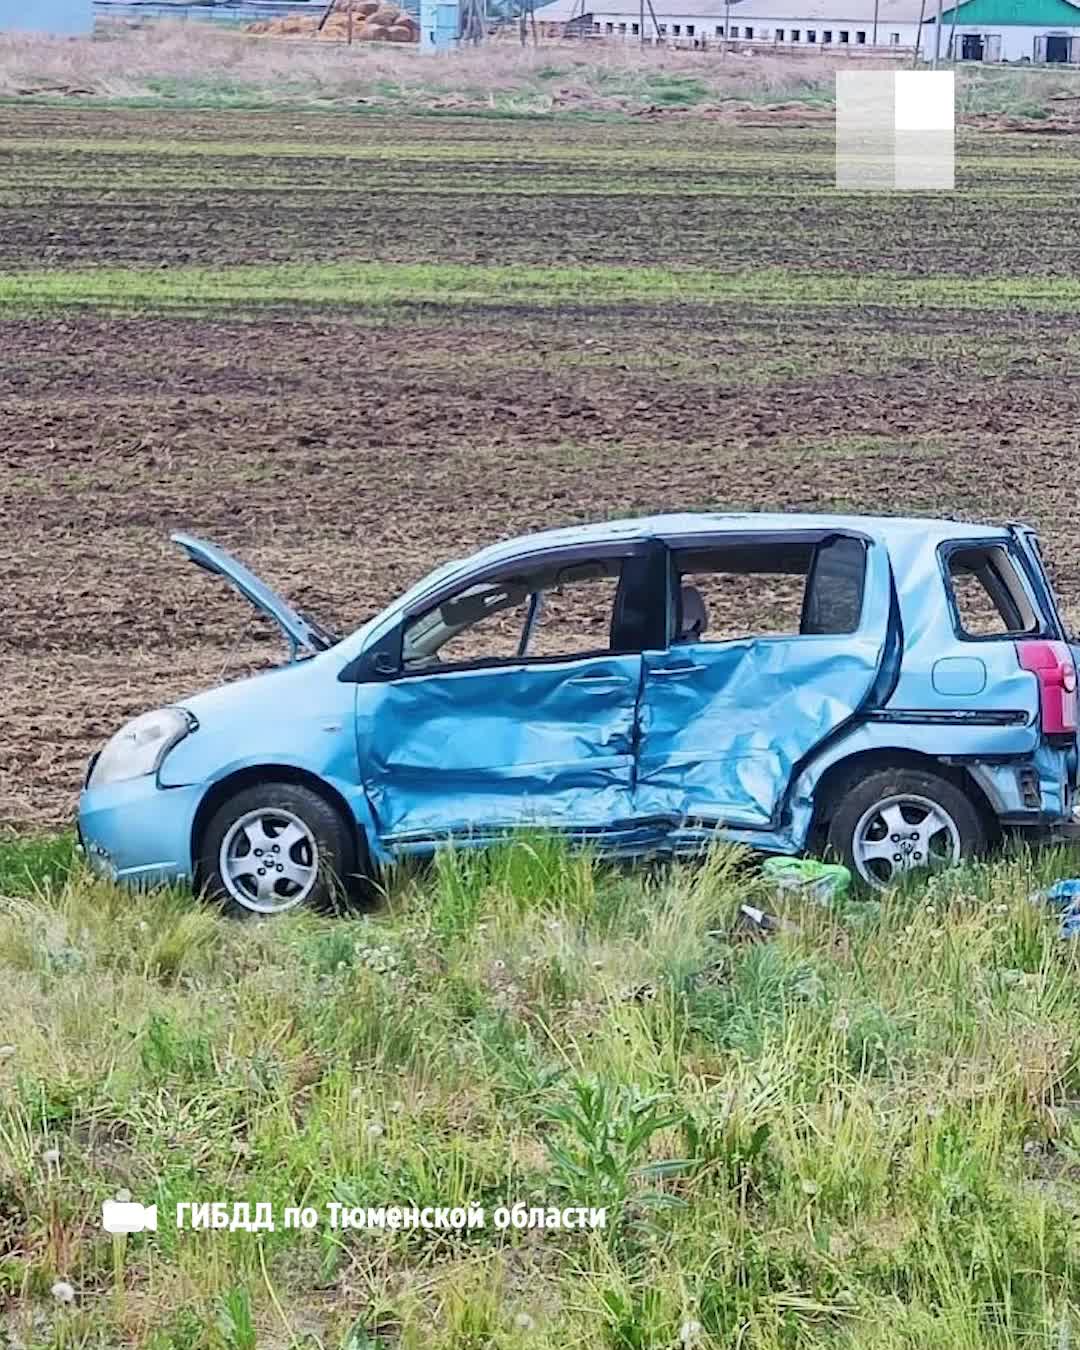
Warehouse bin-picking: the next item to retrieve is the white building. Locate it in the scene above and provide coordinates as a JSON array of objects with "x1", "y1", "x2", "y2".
[
  {"x1": 933, "y1": 0, "x2": 1080, "y2": 60},
  {"x1": 533, "y1": 0, "x2": 744, "y2": 43},
  {"x1": 532, "y1": 0, "x2": 1080, "y2": 58},
  {"x1": 532, "y1": 0, "x2": 926, "y2": 45},
  {"x1": 690, "y1": 0, "x2": 926, "y2": 48}
]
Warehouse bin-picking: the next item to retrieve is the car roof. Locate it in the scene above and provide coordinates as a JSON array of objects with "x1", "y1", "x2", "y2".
[{"x1": 469, "y1": 512, "x2": 1013, "y2": 568}]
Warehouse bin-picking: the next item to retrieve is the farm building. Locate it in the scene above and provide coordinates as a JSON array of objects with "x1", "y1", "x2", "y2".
[
  {"x1": 532, "y1": 0, "x2": 1080, "y2": 56},
  {"x1": 0, "y1": 0, "x2": 93, "y2": 33},
  {"x1": 533, "y1": 0, "x2": 739, "y2": 39},
  {"x1": 532, "y1": 0, "x2": 926, "y2": 44},
  {"x1": 933, "y1": 0, "x2": 1080, "y2": 60},
  {"x1": 673, "y1": 0, "x2": 928, "y2": 48}
]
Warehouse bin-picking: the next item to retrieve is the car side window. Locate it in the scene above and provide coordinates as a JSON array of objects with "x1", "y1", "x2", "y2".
[
  {"x1": 671, "y1": 537, "x2": 866, "y2": 643},
  {"x1": 526, "y1": 572, "x2": 621, "y2": 658},
  {"x1": 401, "y1": 559, "x2": 624, "y2": 672},
  {"x1": 403, "y1": 580, "x2": 531, "y2": 669},
  {"x1": 946, "y1": 545, "x2": 1040, "y2": 637}
]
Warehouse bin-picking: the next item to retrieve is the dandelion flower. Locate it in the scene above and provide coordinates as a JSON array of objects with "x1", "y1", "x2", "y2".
[
  {"x1": 678, "y1": 1320, "x2": 703, "y2": 1345},
  {"x1": 513, "y1": 1312, "x2": 536, "y2": 1331},
  {"x1": 42, "y1": 1147, "x2": 60, "y2": 1166},
  {"x1": 50, "y1": 1281, "x2": 74, "y2": 1305}
]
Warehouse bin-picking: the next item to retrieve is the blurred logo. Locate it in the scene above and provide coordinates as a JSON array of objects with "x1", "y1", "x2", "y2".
[{"x1": 101, "y1": 1200, "x2": 157, "y2": 1234}]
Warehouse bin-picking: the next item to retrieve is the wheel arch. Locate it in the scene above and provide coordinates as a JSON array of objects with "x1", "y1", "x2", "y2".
[
  {"x1": 190, "y1": 764, "x2": 371, "y2": 885},
  {"x1": 807, "y1": 747, "x2": 1000, "y2": 849}
]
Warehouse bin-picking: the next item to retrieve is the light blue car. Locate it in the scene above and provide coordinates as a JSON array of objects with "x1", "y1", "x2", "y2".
[{"x1": 78, "y1": 513, "x2": 1079, "y2": 914}]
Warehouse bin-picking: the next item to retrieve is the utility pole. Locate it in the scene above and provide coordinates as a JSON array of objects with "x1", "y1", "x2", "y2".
[
  {"x1": 872, "y1": 0, "x2": 879, "y2": 45},
  {"x1": 933, "y1": 0, "x2": 942, "y2": 65},
  {"x1": 913, "y1": 0, "x2": 927, "y2": 63},
  {"x1": 723, "y1": 0, "x2": 730, "y2": 53}
]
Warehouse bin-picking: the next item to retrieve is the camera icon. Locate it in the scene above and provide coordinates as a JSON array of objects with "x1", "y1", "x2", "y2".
[{"x1": 101, "y1": 1200, "x2": 157, "y2": 1234}]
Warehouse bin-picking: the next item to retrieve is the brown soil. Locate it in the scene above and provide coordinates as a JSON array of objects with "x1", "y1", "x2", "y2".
[{"x1": 4, "y1": 106, "x2": 1080, "y2": 831}]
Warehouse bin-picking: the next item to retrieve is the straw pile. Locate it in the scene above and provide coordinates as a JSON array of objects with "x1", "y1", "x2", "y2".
[{"x1": 248, "y1": 1, "x2": 419, "y2": 42}]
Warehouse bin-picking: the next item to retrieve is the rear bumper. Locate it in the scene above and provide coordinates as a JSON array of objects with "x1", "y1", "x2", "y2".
[
  {"x1": 967, "y1": 743, "x2": 1076, "y2": 825},
  {"x1": 78, "y1": 775, "x2": 203, "y2": 888}
]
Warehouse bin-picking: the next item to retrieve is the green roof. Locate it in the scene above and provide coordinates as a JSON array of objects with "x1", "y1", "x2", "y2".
[{"x1": 937, "y1": 0, "x2": 1080, "y2": 23}]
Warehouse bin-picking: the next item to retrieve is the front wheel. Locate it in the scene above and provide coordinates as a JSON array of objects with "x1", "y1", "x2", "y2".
[
  {"x1": 826, "y1": 768, "x2": 987, "y2": 891},
  {"x1": 198, "y1": 781, "x2": 357, "y2": 917}
]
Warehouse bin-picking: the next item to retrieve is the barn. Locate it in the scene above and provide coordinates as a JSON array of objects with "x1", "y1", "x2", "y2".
[
  {"x1": 532, "y1": 0, "x2": 927, "y2": 44},
  {"x1": 692, "y1": 0, "x2": 926, "y2": 48},
  {"x1": 931, "y1": 0, "x2": 1080, "y2": 60},
  {"x1": 532, "y1": 0, "x2": 1080, "y2": 56},
  {"x1": 533, "y1": 0, "x2": 735, "y2": 41},
  {"x1": 0, "y1": 0, "x2": 93, "y2": 34}
]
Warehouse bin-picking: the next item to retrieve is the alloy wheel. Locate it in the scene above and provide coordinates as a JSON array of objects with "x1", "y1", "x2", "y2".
[
  {"x1": 219, "y1": 807, "x2": 319, "y2": 914},
  {"x1": 851, "y1": 793, "x2": 961, "y2": 890}
]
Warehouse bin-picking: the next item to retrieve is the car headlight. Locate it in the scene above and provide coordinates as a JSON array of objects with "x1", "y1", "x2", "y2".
[{"x1": 88, "y1": 708, "x2": 194, "y2": 789}]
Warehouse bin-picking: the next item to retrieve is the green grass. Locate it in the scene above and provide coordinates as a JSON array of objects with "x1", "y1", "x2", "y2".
[
  {"x1": 8, "y1": 259, "x2": 1080, "y2": 317},
  {"x1": 6, "y1": 833, "x2": 1080, "y2": 1346},
  {"x1": 0, "y1": 834, "x2": 78, "y2": 898}
]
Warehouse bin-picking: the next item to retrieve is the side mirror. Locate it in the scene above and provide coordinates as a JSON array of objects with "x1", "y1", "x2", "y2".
[{"x1": 338, "y1": 629, "x2": 402, "y2": 684}]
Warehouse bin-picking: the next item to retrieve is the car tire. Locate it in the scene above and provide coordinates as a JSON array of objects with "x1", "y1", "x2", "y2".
[
  {"x1": 198, "y1": 781, "x2": 357, "y2": 918},
  {"x1": 826, "y1": 767, "x2": 987, "y2": 891}
]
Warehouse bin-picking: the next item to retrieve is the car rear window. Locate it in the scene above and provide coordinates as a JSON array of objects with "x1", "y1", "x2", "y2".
[{"x1": 945, "y1": 544, "x2": 1041, "y2": 638}]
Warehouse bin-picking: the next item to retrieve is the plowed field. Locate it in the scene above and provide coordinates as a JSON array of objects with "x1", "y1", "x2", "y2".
[{"x1": 3, "y1": 105, "x2": 1080, "y2": 827}]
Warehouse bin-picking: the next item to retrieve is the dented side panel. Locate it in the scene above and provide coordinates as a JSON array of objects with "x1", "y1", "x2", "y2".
[
  {"x1": 635, "y1": 637, "x2": 888, "y2": 828},
  {"x1": 357, "y1": 655, "x2": 642, "y2": 843},
  {"x1": 633, "y1": 536, "x2": 892, "y2": 832}
]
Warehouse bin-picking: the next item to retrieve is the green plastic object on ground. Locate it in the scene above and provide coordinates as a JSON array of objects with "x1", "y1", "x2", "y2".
[{"x1": 762, "y1": 857, "x2": 852, "y2": 903}]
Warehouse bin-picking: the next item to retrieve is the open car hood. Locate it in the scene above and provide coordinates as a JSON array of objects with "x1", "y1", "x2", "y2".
[{"x1": 172, "y1": 532, "x2": 336, "y2": 658}]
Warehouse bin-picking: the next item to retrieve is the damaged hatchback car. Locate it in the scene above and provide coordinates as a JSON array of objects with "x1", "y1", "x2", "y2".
[{"x1": 78, "y1": 513, "x2": 1079, "y2": 912}]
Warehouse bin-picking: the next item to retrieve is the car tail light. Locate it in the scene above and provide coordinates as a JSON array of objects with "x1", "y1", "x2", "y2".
[{"x1": 1016, "y1": 640, "x2": 1078, "y2": 734}]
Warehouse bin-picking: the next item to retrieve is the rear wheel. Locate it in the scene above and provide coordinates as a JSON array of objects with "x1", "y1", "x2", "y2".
[
  {"x1": 198, "y1": 781, "x2": 357, "y2": 917},
  {"x1": 826, "y1": 767, "x2": 987, "y2": 891}
]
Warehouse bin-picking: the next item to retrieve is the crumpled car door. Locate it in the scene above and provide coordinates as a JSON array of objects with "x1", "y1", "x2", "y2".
[
  {"x1": 635, "y1": 534, "x2": 893, "y2": 834},
  {"x1": 357, "y1": 655, "x2": 643, "y2": 851}
]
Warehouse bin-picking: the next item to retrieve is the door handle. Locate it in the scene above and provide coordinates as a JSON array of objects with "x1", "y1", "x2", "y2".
[
  {"x1": 651, "y1": 664, "x2": 705, "y2": 677},
  {"x1": 567, "y1": 674, "x2": 630, "y2": 687}
]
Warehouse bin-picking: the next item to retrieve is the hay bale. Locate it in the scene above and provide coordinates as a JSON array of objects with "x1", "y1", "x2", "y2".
[
  {"x1": 385, "y1": 22, "x2": 414, "y2": 39},
  {"x1": 370, "y1": 4, "x2": 400, "y2": 23},
  {"x1": 358, "y1": 20, "x2": 391, "y2": 39}
]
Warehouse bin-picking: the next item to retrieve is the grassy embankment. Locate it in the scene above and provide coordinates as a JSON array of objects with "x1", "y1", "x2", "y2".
[{"x1": 5, "y1": 831, "x2": 1080, "y2": 1347}]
